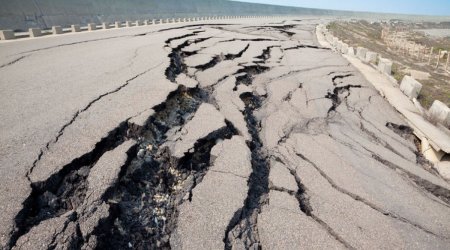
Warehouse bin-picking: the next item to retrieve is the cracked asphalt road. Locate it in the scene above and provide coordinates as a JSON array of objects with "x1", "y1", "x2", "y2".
[{"x1": 1, "y1": 18, "x2": 450, "y2": 249}]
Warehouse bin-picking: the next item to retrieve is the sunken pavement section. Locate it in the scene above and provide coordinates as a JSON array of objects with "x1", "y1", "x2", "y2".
[{"x1": 1, "y1": 19, "x2": 450, "y2": 250}]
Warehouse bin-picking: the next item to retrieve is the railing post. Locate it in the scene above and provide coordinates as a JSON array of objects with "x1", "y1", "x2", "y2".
[
  {"x1": 71, "y1": 24, "x2": 81, "y2": 32},
  {"x1": 0, "y1": 30, "x2": 15, "y2": 40},
  {"x1": 29, "y1": 28, "x2": 42, "y2": 37},
  {"x1": 52, "y1": 26, "x2": 63, "y2": 34}
]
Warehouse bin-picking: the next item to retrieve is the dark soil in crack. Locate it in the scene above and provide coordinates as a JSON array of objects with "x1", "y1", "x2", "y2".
[
  {"x1": 331, "y1": 73, "x2": 353, "y2": 86},
  {"x1": 325, "y1": 84, "x2": 362, "y2": 114},
  {"x1": 165, "y1": 33, "x2": 212, "y2": 82},
  {"x1": 194, "y1": 55, "x2": 221, "y2": 71},
  {"x1": 224, "y1": 59, "x2": 272, "y2": 249},
  {"x1": 223, "y1": 92, "x2": 269, "y2": 250},
  {"x1": 92, "y1": 89, "x2": 238, "y2": 249},
  {"x1": 90, "y1": 30, "x2": 240, "y2": 249},
  {"x1": 284, "y1": 44, "x2": 330, "y2": 51},
  {"x1": 385, "y1": 122, "x2": 415, "y2": 142},
  {"x1": 224, "y1": 44, "x2": 250, "y2": 60},
  {"x1": 194, "y1": 43, "x2": 250, "y2": 71},
  {"x1": 271, "y1": 157, "x2": 313, "y2": 215},
  {"x1": 10, "y1": 122, "x2": 130, "y2": 249},
  {"x1": 254, "y1": 45, "x2": 281, "y2": 63},
  {"x1": 385, "y1": 122, "x2": 435, "y2": 171},
  {"x1": 233, "y1": 65, "x2": 270, "y2": 91},
  {"x1": 217, "y1": 38, "x2": 279, "y2": 43}
]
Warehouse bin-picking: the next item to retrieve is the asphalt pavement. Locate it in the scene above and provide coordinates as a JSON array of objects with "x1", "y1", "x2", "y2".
[{"x1": 1, "y1": 18, "x2": 449, "y2": 249}]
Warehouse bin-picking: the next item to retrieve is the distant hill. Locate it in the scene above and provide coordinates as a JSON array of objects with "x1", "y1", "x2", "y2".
[{"x1": 1, "y1": 0, "x2": 449, "y2": 31}]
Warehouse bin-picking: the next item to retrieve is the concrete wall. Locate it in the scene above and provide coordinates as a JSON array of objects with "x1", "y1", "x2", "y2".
[
  {"x1": 3, "y1": 0, "x2": 449, "y2": 31},
  {"x1": 0, "y1": 0, "x2": 341, "y2": 31}
]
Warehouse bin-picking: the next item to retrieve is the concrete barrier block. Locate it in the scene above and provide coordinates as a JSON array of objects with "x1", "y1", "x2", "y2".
[
  {"x1": 377, "y1": 58, "x2": 392, "y2": 75},
  {"x1": 0, "y1": 30, "x2": 15, "y2": 40},
  {"x1": 114, "y1": 22, "x2": 122, "y2": 28},
  {"x1": 87, "y1": 23, "x2": 97, "y2": 31},
  {"x1": 144, "y1": 20, "x2": 149, "y2": 25},
  {"x1": 365, "y1": 51, "x2": 378, "y2": 63},
  {"x1": 341, "y1": 43, "x2": 349, "y2": 54},
  {"x1": 326, "y1": 34, "x2": 333, "y2": 44},
  {"x1": 429, "y1": 100, "x2": 450, "y2": 126},
  {"x1": 151, "y1": 19, "x2": 156, "y2": 24},
  {"x1": 126, "y1": 21, "x2": 132, "y2": 27},
  {"x1": 102, "y1": 23, "x2": 110, "y2": 29},
  {"x1": 336, "y1": 41, "x2": 343, "y2": 51},
  {"x1": 400, "y1": 76, "x2": 422, "y2": 99},
  {"x1": 159, "y1": 19, "x2": 163, "y2": 24},
  {"x1": 135, "y1": 20, "x2": 141, "y2": 26},
  {"x1": 71, "y1": 25, "x2": 81, "y2": 32},
  {"x1": 347, "y1": 47, "x2": 355, "y2": 56},
  {"x1": 29, "y1": 28, "x2": 42, "y2": 37},
  {"x1": 356, "y1": 47, "x2": 368, "y2": 61},
  {"x1": 332, "y1": 37, "x2": 338, "y2": 47},
  {"x1": 52, "y1": 26, "x2": 63, "y2": 35}
]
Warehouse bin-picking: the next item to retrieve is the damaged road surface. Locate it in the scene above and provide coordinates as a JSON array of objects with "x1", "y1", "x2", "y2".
[{"x1": 1, "y1": 18, "x2": 450, "y2": 250}]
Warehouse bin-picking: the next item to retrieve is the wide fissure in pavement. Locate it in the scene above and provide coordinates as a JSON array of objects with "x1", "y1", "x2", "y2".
[
  {"x1": 10, "y1": 122, "x2": 130, "y2": 249},
  {"x1": 223, "y1": 51, "x2": 274, "y2": 249}
]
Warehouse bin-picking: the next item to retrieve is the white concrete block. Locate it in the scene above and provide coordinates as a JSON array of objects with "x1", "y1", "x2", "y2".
[
  {"x1": 71, "y1": 24, "x2": 81, "y2": 32},
  {"x1": 400, "y1": 75, "x2": 422, "y2": 99},
  {"x1": 143, "y1": 20, "x2": 149, "y2": 25},
  {"x1": 135, "y1": 20, "x2": 141, "y2": 26},
  {"x1": 429, "y1": 100, "x2": 450, "y2": 127},
  {"x1": 102, "y1": 22, "x2": 110, "y2": 29},
  {"x1": 377, "y1": 58, "x2": 392, "y2": 75},
  {"x1": 52, "y1": 26, "x2": 63, "y2": 35},
  {"x1": 356, "y1": 47, "x2": 368, "y2": 61},
  {"x1": 87, "y1": 23, "x2": 97, "y2": 31},
  {"x1": 332, "y1": 37, "x2": 338, "y2": 47},
  {"x1": 114, "y1": 22, "x2": 122, "y2": 28},
  {"x1": 326, "y1": 34, "x2": 333, "y2": 44},
  {"x1": 365, "y1": 51, "x2": 378, "y2": 63},
  {"x1": 341, "y1": 43, "x2": 349, "y2": 54},
  {"x1": 29, "y1": 28, "x2": 42, "y2": 37},
  {"x1": 126, "y1": 21, "x2": 132, "y2": 27},
  {"x1": 347, "y1": 47, "x2": 355, "y2": 56},
  {"x1": 0, "y1": 30, "x2": 15, "y2": 40},
  {"x1": 159, "y1": 19, "x2": 163, "y2": 24},
  {"x1": 336, "y1": 41, "x2": 342, "y2": 51}
]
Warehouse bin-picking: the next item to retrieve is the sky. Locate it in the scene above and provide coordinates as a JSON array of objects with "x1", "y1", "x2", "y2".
[{"x1": 234, "y1": 0, "x2": 450, "y2": 16}]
